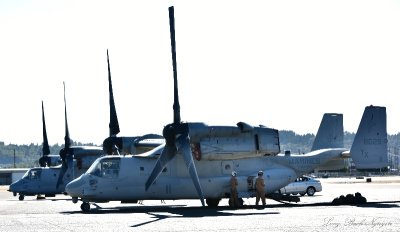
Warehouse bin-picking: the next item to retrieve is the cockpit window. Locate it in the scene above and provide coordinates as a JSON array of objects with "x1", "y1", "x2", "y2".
[
  {"x1": 88, "y1": 158, "x2": 120, "y2": 178},
  {"x1": 23, "y1": 169, "x2": 42, "y2": 180}
]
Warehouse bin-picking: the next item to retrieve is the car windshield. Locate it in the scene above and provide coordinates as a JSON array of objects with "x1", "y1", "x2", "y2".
[{"x1": 87, "y1": 157, "x2": 120, "y2": 178}]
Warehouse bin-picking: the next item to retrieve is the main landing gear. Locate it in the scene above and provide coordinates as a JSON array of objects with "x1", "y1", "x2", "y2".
[
  {"x1": 228, "y1": 198, "x2": 244, "y2": 208},
  {"x1": 80, "y1": 202, "x2": 91, "y2": 212},
  {"x1": 206, "y1": 198, "x2": 221, "y2": 207}
]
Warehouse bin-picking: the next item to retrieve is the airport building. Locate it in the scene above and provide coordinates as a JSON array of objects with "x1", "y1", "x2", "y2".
[{"x1": 0, "y1": 168, "x2": 28, "y2": 185}]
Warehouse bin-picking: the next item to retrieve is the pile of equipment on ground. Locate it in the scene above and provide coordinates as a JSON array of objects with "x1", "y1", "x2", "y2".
[{"x1": 332, "y1": 192, "x2": 367, "y2": 205}]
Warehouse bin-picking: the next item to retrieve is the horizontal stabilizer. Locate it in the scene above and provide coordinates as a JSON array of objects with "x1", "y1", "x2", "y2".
[{"x1": 350, "y1": 106, "x2": 388, "y2": 169}]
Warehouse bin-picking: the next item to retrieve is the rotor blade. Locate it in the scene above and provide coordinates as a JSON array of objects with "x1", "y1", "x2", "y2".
[
  {"x1": 41, "y1": 101, "x2": 50, "y2": 157},
  {"x1": 107, "y1": 49, "x2": 120, "y2": 136},
  {"x1": 63, "y1": 82, "x2": 71, "y2": 151},
  {"x1": 56, "y1": 161, "x2": 68, "y2": 189},
  {"x1": 145, "y1": 144, "x2": 177, "y2": 191},
  {"x1": 177, "y1": 135, "x2": 205, "y2": 206},
  {"x1": 169, "y1": 6, "x2": 180, "y2": 124}
]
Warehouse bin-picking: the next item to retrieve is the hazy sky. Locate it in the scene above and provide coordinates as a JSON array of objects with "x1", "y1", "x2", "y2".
[{"x1": 1, "y1": 0, "x2": 400, "y2": 145}]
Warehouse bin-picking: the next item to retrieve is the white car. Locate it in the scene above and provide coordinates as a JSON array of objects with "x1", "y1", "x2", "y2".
[{"x1": 279, "y1": 176, "x2": 322, "y2": 196}]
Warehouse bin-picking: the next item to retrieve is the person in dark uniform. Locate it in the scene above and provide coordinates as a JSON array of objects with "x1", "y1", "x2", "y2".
[
  {"x1": 230, "y1": 171, "x2": 239, "y2": 208},
  {"x1": 255, "y1": 170, "x2": 266, "y2": 206}
]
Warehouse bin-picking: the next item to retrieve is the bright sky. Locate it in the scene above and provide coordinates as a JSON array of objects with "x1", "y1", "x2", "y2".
[{"x1": 1, "y1": 0, "x2": 400, "y2": 146}]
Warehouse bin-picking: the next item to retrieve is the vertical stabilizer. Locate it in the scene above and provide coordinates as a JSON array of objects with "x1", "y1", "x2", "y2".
[
  {"x1": 311, "y1": 113, "x2": 344, "y2": 151},
  {"x1": 350, "y1": 106, "x2": 388, "y2": 169}
]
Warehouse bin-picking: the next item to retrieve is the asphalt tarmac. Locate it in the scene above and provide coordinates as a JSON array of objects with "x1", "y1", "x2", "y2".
[{"x1": 1, "y1": 176, "x2": 399, "y2": 232}]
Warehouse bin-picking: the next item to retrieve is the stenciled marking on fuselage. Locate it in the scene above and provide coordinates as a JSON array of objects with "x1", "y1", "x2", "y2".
[
  {"x1": 363, "y1": 138, "x2": 387, "y2": 145},
  {"x1": 287, "y1": 157, "x2": 321, "y2": 166}
]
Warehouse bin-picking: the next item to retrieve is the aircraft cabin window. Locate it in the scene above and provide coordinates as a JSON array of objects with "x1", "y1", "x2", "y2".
[
  {"x1": 22, "y1": 171, "x2": 30, "y2": 179},
  {"x1": 89, "y1": 158, "x2": 120, "y2": 178},
  {"x1": 29, "y1": 169, "x2": 41, "y2": 180}
]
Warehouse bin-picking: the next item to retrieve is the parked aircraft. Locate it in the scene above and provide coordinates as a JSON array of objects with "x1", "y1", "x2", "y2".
[
  {"x1": 65, "y1": 6, "x2": 389, "y2": 211},
  {"x1": 9, "y1": 52, "x2": 163, "y2": 200},
  {"x1": 9, "y1": 83, "x2": 104, "y2": 200}
]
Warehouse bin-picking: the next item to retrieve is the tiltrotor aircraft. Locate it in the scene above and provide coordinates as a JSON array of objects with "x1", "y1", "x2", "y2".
[
  {"x1": 65, "y1": 6, "x2": 389, "y2": 211},
  {"x1": 9, "y1": 83, "x2": 104, "y2": 200},
  {"x1": 9, "y1": 53, "x2": 163, "y2": 200}
]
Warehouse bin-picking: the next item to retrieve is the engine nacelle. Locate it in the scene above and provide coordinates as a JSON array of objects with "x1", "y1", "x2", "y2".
[{"x1": 188, "y1": 122, "x2": 280, "y2": 160}]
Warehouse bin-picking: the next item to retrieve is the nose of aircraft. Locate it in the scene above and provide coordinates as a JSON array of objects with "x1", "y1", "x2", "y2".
[
  {"x1": 8, "y1": 180, "x2": 22, "y2": 192},
  {"x1": 65, "y1": 175, "x2": 85, "y2": 197}
]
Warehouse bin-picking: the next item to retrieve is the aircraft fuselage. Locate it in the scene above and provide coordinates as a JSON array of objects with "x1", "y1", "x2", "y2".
[{"x1": 66, "y1": 147, "x2": 347, "y2": 202}]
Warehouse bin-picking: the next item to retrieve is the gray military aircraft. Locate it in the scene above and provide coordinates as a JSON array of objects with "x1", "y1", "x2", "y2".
[
  {"x1": 9, "y1": 83, "x2": 105, "y2": 200},
  {"x1": 9, "y1": 52, "x2": 163, "y2": 200},
  {"x1": 65, "y1": 6, "x2": 389, "y2": 211}
]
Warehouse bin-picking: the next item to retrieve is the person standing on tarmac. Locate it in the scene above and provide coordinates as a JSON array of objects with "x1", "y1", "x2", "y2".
[
  {"x1": 230, "y1": 171, "x2": 239, "y2": 208},
  {"x1": 255, "y1": 170, "x2": 266, "y2": 206}
]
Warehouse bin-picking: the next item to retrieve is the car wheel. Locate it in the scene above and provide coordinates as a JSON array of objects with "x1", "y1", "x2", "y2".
[{"x1": 306, "y1": 187, "x2": 316, "y2": 196}]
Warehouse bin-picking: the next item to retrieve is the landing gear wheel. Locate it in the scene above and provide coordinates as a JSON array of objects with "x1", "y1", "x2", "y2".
[
  {"x1": 80, "y1": 202, "x2": 90, "y2": 212},
  {"x1": 228, "y1": 198, "x2": 243, "y2": 208},
  {"x1": 72, "y1": 197, "x2": 78, "y2": 204},
  {"x1": 206, "y1": 198, "x2": 221, "y2": 207},
  {"x1": 13, "y1": 192, "x2": 17, "y2": 197},
  {"x1": 306, "y1": 187, "x2": 316, "y2": 196},
  {"x1": 18, "y1": 195, "x2": 24, "y2": 201}
]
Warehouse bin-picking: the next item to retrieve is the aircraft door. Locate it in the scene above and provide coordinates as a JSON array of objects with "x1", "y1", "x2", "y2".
[{"x1": 221, "y1": 161, "x2": 234, "y2": 175}]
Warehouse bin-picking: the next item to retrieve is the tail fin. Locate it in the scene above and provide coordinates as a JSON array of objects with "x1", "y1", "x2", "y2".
[
  {"x1": 312, "y1": 113, "x2": 346, "y2": 171},
  {"x1": 311, "y1": 113, "x2": 344, "y2": 151},
  {"x1": 350, "y1": 106, "x2": 388, "y2": 169}
]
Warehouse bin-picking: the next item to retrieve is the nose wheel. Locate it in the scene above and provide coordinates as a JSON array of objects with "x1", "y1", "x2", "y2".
[
  {"x1": 80, "y1": 202, "x2": 90, "y2": 212},
  {"x1": 18, "y1": 194, "x2": 25, "y2": 201}
]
